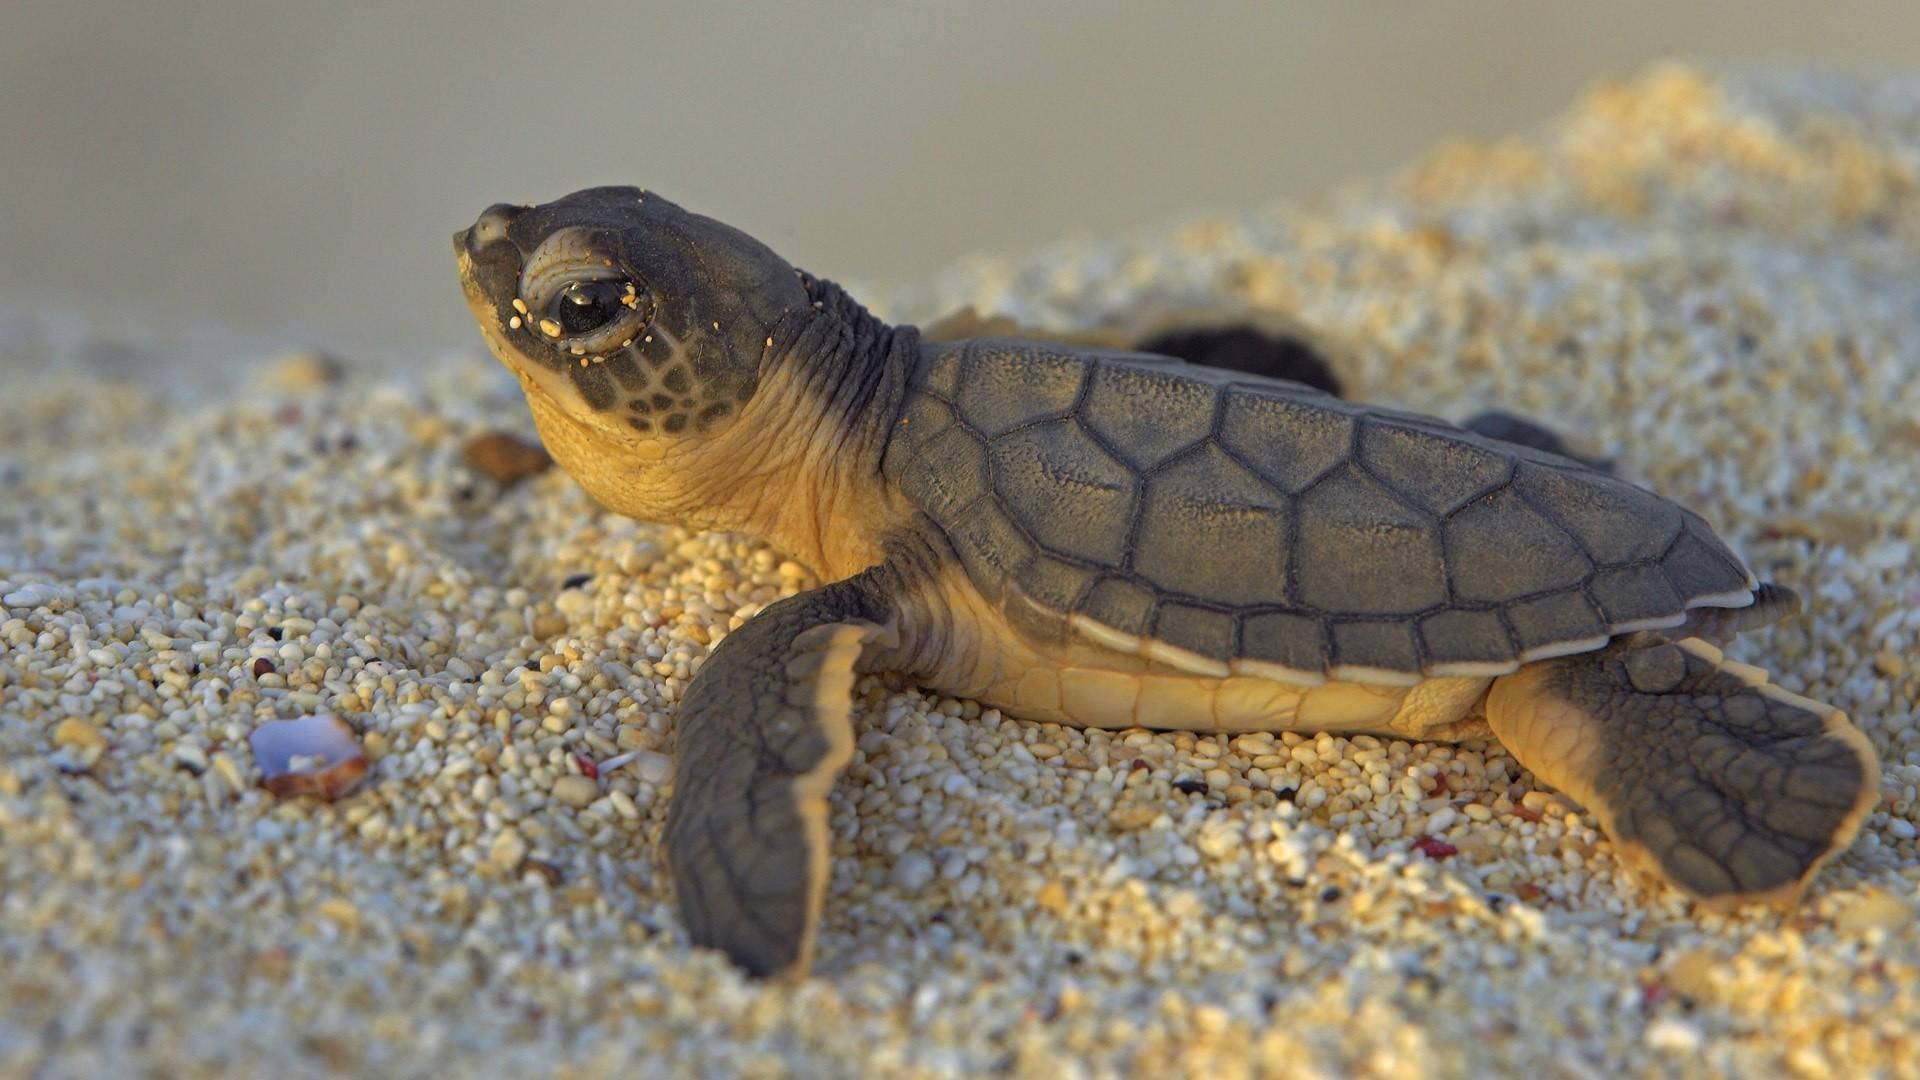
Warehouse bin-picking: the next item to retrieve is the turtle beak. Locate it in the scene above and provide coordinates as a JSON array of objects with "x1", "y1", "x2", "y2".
[
  {"x1": 453, "y1": 203, "x2": 528, "y2": 313},
  {"x1": 457, "y1": 203, "x2": 524, "y2": 259}
]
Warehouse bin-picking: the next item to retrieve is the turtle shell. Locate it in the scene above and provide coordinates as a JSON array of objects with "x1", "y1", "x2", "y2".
[{"x1": 882, "y1": 338, "x2": 1758, "y2": 684}]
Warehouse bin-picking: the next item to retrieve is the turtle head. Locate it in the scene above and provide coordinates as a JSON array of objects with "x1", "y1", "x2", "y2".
[
  {"x1": 454, "y1": 186, "x2": 810, "y2": 451},
  {"x1": 455, "y1": 187, "x2": 907, "y2": 572}
]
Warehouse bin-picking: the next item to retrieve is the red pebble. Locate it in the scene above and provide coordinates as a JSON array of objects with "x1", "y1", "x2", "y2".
[
  {"x1": 252, "y1": 658, "x2": 276, "y2": 677},
  {"x1": 574, "y1": 754, "x2": 598, "y2": 779},
  {"x1": 1426, "y1": 773, "x2": 1450, "y2": 797},
  {"x1": 1412, "y1": 835, "x2": 1458, "y2": 860},
  {"x1": 1641, "y1": 982, "x2": 1669, "y2": 1009}
]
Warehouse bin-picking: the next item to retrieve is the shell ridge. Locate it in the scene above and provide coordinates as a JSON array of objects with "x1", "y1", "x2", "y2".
[
  {"x1": 1135, "y1": 436, "x2": 1220, "y2": 480},
  {"x1": 1198, "y1": 413, "x2": 1309, "y2": 614},
  {"x1": 1432, "y1": 518, "x2": 1457, "y2": 668},
  {"x1": 1505, "y1": 464, "x2": 1602, "y2": 566},
  {"x1": 1493, "y1": 605, "x2": 1526, "y2": 660},
  {"x1": 1699, "y1": 523, "x2": 1761, "y2": 590}
]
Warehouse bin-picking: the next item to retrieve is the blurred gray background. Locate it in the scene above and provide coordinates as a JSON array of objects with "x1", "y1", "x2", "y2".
[{"x1": 5, "y1": 1, "x2": 1920, "y2": 361}]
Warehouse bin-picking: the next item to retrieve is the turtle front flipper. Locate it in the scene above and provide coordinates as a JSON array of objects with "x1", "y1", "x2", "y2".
[
  {"x1": 664, "y1": 576, "x2": 897, "y2": 978},
  {"x1": 1484, "y1": 635, "x2": 1879, "y2": 907}
]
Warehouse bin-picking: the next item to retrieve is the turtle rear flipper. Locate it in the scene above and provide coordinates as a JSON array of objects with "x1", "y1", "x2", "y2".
[
  {"x1": 1460, "y1": 409, "x2": 1614, "y2": 472},
  {"x1": 664, "y1": 574, "x2": 896, "y2": 978},
  {"x1": 1484, "y1": 635, "x2": 1879, "y2": 907}
]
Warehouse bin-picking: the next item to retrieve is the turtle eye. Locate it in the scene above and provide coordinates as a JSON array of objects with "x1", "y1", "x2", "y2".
[{"x1": 549, "y1": 279, "x2": 635, "y2": 336}]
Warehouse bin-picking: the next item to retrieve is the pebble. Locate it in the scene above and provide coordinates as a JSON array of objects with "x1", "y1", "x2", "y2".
[
  {"x1": 891, "y1": 851, "x2": 936, "y2": 893},
  {"x1": 1835, "y1": 889, "x2": 1913, "y2": 934},
  {"x1": 608, "y1": 789, "x2": 640, "y2": 820},
  {"x1": 172, "y1": 743, "x2": 209, "y2": 774},
  {"x1": 211, "y1": 752, "x2": 244, "y2": 791},
  {"x1": 1195, "y1": 822, "x2": 1242, "y2": 859},
  {"x1": 259, "y1": 349, "x2": 344, "y2": 390},
  {"x1": 633, "y1": 750, "x2": 673, "y2": 785},
  {"x1": 1664, "y1": 947, "x2": 1722, "y2": 1001},
  {"x1": 1645, "y1": 1018, "x2": 1705, "y2": 1054},
  {"x1": 488, "y1": 827, "x2": 528, "y2": 871},
  {"x1": 52, "y1": 717, "x2": 106, "y2": 753},
  {"x1": 552, "y1": 775, "x2": 600, "y2": 809},
  {"x1": 461, "y1": 431, "x2": 552, "y2": 486},
  {"x1": 4, "y1": 583, "x2": 57, "y2": 609}
]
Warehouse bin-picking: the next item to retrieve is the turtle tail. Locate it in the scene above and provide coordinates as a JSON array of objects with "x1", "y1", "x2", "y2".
[{"x1": 1678, "y1": 581, "x2": 1800, "y2": 645}]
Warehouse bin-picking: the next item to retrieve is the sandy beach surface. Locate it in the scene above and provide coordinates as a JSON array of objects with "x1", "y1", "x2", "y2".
[{"x1": 3, "y1": 66, "x2": 1918, "y2": 1077}]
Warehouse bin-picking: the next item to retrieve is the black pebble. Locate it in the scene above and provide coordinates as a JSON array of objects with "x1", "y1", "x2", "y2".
[{"x1": 561, "y1": 573, "x2": 593, "y2": 590}]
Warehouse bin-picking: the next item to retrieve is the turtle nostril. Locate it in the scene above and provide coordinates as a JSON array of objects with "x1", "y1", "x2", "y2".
[{"x1": 466, "y1": 203, "x2": 523, "y2": 252}]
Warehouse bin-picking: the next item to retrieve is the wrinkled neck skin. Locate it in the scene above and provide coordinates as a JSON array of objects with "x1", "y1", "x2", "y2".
[{"x1": 526, "y1": 279, "x2": 918, "y2": 583}]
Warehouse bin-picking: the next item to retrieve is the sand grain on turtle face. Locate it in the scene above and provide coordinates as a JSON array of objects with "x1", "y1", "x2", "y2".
[{"x1": 3, "y1": 64, "x2": 1920, "y2": 1076}]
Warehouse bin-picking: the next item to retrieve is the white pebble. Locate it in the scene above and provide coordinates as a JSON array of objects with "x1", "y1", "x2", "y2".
[
  {"x1": 3, "y1": 584, "x2": 56, "y2": 608},
  {"x1": 172, "y1": 743, "x2": 209, "y2": 773},
  {"x1": 608, "y1": 789, "x2": 640, "y2": 820},
  {"x1": 1195, "y1": 822, "x2": 1241, "y2": 859},
  {"x1": 891, "y1": 851, "x2": 935, "y2": 893},
  {"x1": 634, "y1": 750, "x2": 673, "y2": 785},
  {"x1": 1644, "y1": 1018, "x2": 1703, "y2": 1054}
]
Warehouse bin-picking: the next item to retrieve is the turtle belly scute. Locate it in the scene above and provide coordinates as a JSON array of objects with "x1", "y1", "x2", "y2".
[
  {"x1": 926, "y1": 572, "x2": 1495, "y2": 739},
  {"x1": 986, "y1": 659, "x2": 1494, "y2": 740},
  {"x1": 908, "y1": 548, "x2": 1495, "y2": 739}
]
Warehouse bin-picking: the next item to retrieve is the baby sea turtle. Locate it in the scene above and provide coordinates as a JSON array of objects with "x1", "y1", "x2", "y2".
[{"x1": 454, "y1": 187, "x2": 1879, "y2": 979}]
